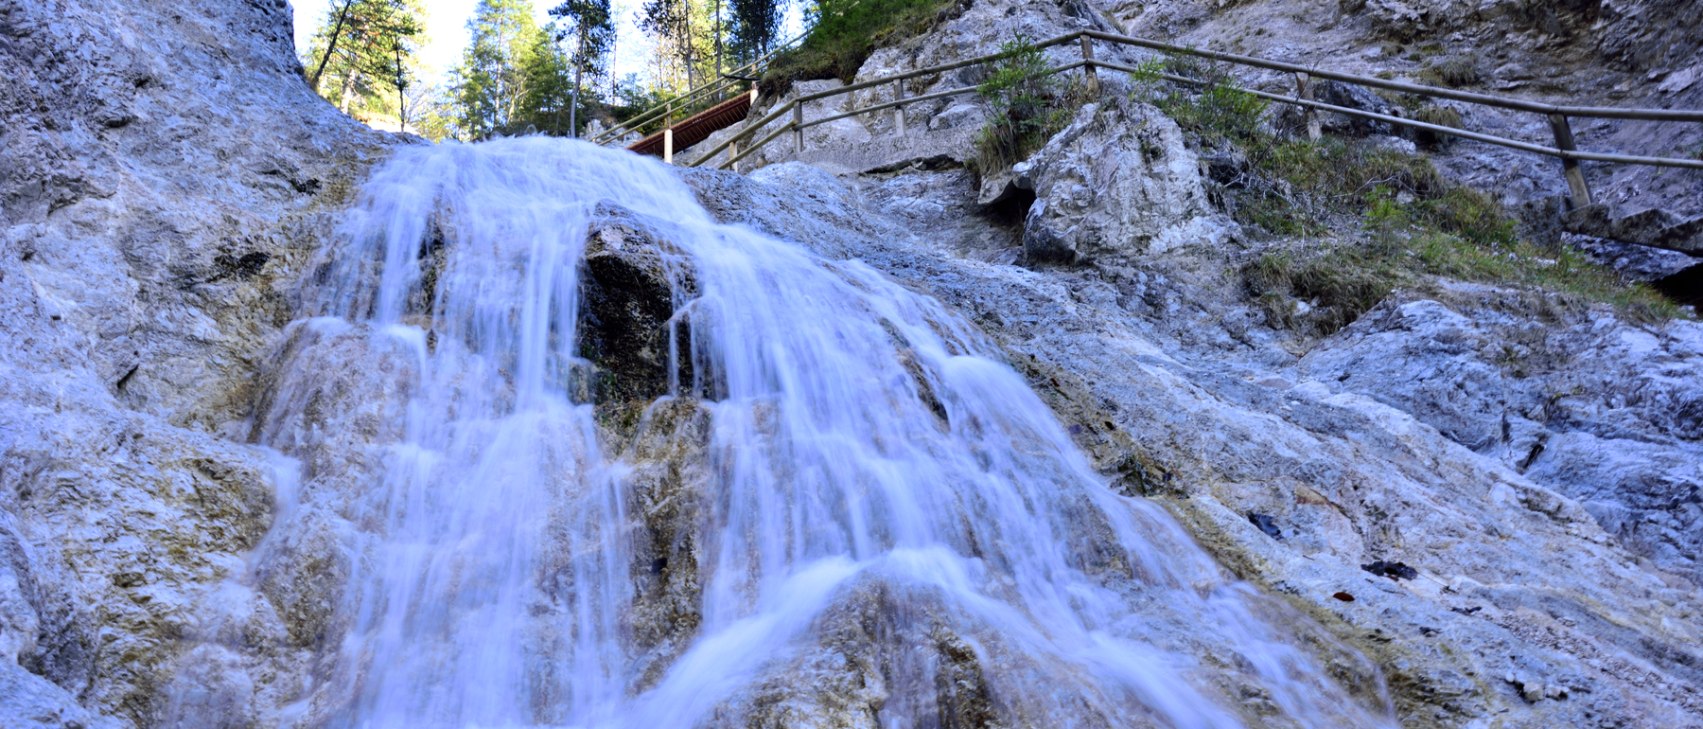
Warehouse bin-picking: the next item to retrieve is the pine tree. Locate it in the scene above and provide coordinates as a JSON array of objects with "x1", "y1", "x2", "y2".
[
  {"x1": 548, "y1": 0, "x2": 616, "y2": 136},
  {"x1": 728, "y1": 0, "x2": 783, "y2": 63},
  {"x1": 451, "y1": 0, "x2": 601, "y2": 139},
  {"x1": 640, "y1": 0, "x2": 699, "y2": 91},
  {"x1": 302, "y1": 0, "x2": 425, "y2": 126},
  {"x1": 454, "y1": 0, "x2": 542, "y2": 138}
]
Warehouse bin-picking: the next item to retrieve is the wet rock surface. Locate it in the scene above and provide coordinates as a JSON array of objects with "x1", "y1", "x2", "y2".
[
  {"x1": 4, "y1": 0, "x2": 1703, "y2": 726},
  {"x1": 685, "y1": 160, "x2": 1703, "y2": 727},
  {"x1": 580, "y1": 207, "x2": 699, "y2": 415}
]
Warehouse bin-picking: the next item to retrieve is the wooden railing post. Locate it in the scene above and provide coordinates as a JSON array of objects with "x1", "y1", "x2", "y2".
[
  {"x1": 1079, "y1": 34, "x2": 1099, "y2": 95},
  {"x1": 894, "y1": 79, "x2": 907, "y2": 136},
  {"x1": 1548, "y1": 113, "x2": 1592, "y2": 209},
  {"x1": 793, "y1": 102, "x2": 805, "y2": 153},
  {"x1": 1295, "y1": 72, "x2": 1320, "y2": 141},
  {"x1": 728, "y1": 138, "x2": 739, "y2": 173}
]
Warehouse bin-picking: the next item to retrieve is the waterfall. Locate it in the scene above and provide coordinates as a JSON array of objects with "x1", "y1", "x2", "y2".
[{"x1": 253, "y1": 137, "x2": 1392, "y2": 728}]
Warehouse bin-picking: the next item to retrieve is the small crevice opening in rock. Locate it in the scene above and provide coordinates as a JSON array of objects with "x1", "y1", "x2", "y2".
[
  {"x1": 116, "y1": 364, "x2": 139, "y2": 391},
  {"x1": 1653, "y1": 261, "x2": 1703, "y2": 315},
  {"x1": 979, "y1": 185, "x2": 1036, "y2": 230}
]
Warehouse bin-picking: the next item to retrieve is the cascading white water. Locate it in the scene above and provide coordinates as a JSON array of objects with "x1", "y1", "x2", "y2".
[{"x1": 259, "y1": 137, "x2": 1392, "y2": 728}]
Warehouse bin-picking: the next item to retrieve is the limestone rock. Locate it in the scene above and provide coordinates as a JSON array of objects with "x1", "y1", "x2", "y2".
[
  {"x1": 695, "y1": 164, "x2": 1703, "y2": 727},
  {"x1": 1, "y1": 0, "x2": 387, "y2": 724},
  {"x1": 1300, "y1": 287, "x2": 1703, "y2": 583},
  {"x1": 1011, "y1": 94, "x2": 1235, "y2": 264}
]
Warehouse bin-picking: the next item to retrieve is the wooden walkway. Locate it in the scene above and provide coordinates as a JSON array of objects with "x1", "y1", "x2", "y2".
[{"x1": 627, "y1": 89, "x2": 759, "y2": 163}]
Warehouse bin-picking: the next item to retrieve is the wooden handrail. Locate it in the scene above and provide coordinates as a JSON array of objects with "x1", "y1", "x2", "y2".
[
  {"x1": 681, "y1": 28, "x2": 1703, "y2": 211},
  {"x1": 593, "y1": 29, "x2": 811, "y2": 145},
  {"x1": 791, "y1": 32, "x2": 1084, "y2": 103},
  {"x1": 1093, "y1": 60, "x2": 1703, "y2": 170},
  {"x1": 1080, "y1": 29, "x2": 1703, "y2": 122}
]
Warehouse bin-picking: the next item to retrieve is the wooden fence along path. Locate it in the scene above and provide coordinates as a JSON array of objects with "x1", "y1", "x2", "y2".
[{"x1": 607, "y1": 30, "x2": 1703, "y2": 252}]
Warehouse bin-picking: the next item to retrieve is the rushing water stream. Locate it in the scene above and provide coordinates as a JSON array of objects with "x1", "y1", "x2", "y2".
[{"x1": 243, "y1": 138, "x2": 1391, "y2": 727}]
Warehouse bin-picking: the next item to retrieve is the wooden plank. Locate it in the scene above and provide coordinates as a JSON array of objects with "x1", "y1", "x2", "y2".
[{"x1": 1549, "y1": 114, "x2": 1593, "y2": 208}]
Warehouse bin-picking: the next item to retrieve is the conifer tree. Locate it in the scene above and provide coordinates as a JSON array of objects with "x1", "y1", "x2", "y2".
[
  {"x1": 302, "y1": 0, "x2": 425, "y2": 125},
  {"x1": 548, "y1": 0, "x2": 616, "y2": 136}
]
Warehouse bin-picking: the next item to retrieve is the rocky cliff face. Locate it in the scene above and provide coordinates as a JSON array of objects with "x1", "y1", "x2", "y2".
[
  {"x1": 1107, "y1": 0, "x2": 1703, "y2": 256},
  {"x1": 0, "y1": 0, "x2": 388, "y2": 724},
  {"x1": 682, "y1": 0, "x2": 1703, "y2": 723},
  {"x1": 3, "y1": 0, "x2": 1701, "y2": 727},
  {"x1": 715, "y1": 159, "x2": 1703, "y2": 726}
]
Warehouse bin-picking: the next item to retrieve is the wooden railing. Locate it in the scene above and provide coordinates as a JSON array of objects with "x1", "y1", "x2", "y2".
[
  {"x1": 590, "y1": 28, "x2": 810, "y2": 147},
  {"x1": 680, "y1": 29, "x2": 1703, "y2": 211}
]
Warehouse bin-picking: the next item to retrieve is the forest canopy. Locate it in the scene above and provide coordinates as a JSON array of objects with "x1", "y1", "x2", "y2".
[{"x1": 299, "y1": 0, "x2": 800, "y2": 141}]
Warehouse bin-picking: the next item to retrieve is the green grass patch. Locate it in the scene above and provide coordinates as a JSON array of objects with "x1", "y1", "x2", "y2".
[
  {"x1": 1417, "y1": 56, "x2": 1482, "y2": 88},
  {"x1": 1243, "y1": 184, "x2": 1679, "y2": 334},
  {"x1": 1140, "y1": 59, "x2": 1268, "y2": 143},
  {"x1": 761, "y1": 0, "x2": 965, "y2": 94},
  {"x1": 1119, "y1": 62, "x2": 1686, "y2": 329}
]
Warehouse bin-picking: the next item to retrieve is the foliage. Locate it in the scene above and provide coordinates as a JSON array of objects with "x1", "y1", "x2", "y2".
[
  {"x1": 1417, "y1": 56, "x2": 1482, "y2": 88},
  {"x1": 640, "y1": 0, "x2": 701, "y2": 89},
  {"x1": 1124, "y1": 59, "x2": 1680, "y2": 328},
  {"x1": 1239, "y1": 158, "x2": 1678, "y2": 333},
  {"x1": 971, "y1": 37, "x2": 1073, "y2": 174},
  {"x1": 763, "y1": 0, "x2": 964, "y2": 91},
  {"x1": 550, "y1": 0, "x2": 616, "y2": 91},
  {"x1": 1132, "y1": 56, "x2": 1267, "y2": 143},
  {"x1": 447, "y1": 0, "x2": 595, "y2": 139},
  {"x1": 301, "y1": 0, "x2": 426, "y2": 129},
  {"x1": 1156, "y1": 82, "x2": 1268, "y2": 142},
  {"x1": 728, "y1": 0, "x2": 786, "y2": 62}
]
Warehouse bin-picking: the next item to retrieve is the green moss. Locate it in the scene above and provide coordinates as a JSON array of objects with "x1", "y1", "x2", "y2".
[{"x1": 761, "y1": 0, "x2": 965, "y2": 93}]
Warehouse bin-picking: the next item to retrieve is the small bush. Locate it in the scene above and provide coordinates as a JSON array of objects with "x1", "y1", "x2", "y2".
[
  {"x1": 1130, "y1": 54, "x2": 1267, "y2": 143},
  {"x1": 971, "y1": 38, "x2": 1076, "y2": 173},
  {"x1": 1418, "y1": 56, "x2": 1481, "y2": 88},
  {"x1": 1409, "y1": 104, "x2": 1463, "y2": 149}
]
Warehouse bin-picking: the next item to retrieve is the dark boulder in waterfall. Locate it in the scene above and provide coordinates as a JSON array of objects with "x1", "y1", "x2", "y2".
[{"x1": 579, "y1": 206, "x2": 699, "y2": 420}]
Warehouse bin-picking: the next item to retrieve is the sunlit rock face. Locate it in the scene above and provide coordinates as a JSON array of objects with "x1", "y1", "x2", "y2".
[
  {"x1": 1, "y1": 0, "x2": 386, "y2": 725},
  {"x1": 998, "y1": 93, "x2": 1236, "y2": 265}
]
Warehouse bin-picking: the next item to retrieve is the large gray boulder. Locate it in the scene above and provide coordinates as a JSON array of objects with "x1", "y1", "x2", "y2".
[{"x1": 1001, "y1": 94, "x2": 1235, "y2": 264}]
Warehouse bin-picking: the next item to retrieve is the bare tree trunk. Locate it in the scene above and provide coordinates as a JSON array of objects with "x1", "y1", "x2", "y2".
[
  {"x1": 338, "y1": 67, "x2": 360, "y2": 113},
  {"x1": 681, "y1": 1, "x2": 697, "y2": 91},
  {"x1": 310, "y1": 0, "x2": 357, "y2": 91},
  {"x1": 572, "y1": 30, "x2": 587, "y2": 138},
  {"x1": 394, "y1": 42, "x2": 408, "y2": 133}
]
